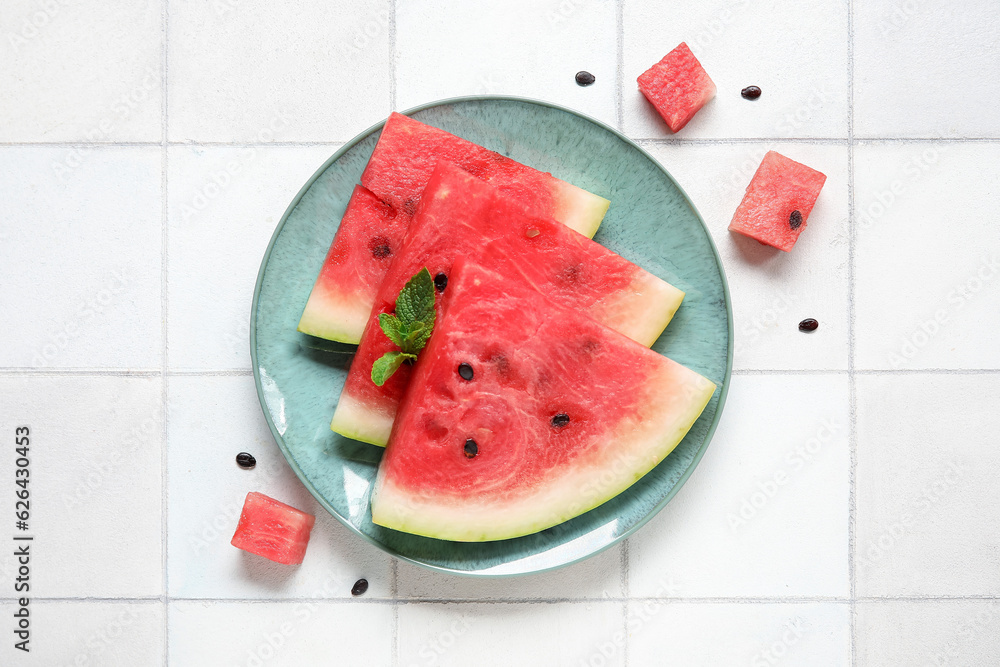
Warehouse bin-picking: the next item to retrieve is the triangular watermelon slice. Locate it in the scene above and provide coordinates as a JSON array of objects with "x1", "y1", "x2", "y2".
[
  {"x1": 371, "y1": 260, "x2": 716, "y2": 542},
  {"x1": 330, "y1": 163, "x2": 685, "y2": 446},
  {"x1": 363, "y1": 113, "x2": 610, "y2": 237},
  {"x1": 298, "y1": 113, "x2": 611, "y2": 344}
]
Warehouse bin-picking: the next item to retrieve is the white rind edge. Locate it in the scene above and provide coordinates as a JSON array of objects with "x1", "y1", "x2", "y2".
[{"x1": 330, "y1": 391, "x2": 394, "y2": 447}]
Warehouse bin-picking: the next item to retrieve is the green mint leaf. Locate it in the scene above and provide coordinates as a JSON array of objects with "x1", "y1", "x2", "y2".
[
  {"x1": 395, "y1": 268, "x2": 435, "y2": 327},
  {"x1": 402, "y1": 317, "x2": 434, "y2": 352},
  {"x1": 371, "y1": 267, "x2": 438, "y2": 386},
  {"x1": 378, "y1": 313, "x2": 405, "y2": 348},
  {"x1": 371, "y1": 350, "x2": 417, "y2": 386}
]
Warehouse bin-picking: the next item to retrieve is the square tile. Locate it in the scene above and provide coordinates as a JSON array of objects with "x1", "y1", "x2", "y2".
[
  {"x1": 167, "y1": 145, "x2": 334, "y2": 371},
  {"x1": 0, "y1": 147, "x2": 163, "y2": 369},
  {"x1": 396, "y1": 544, "x2": 622, "y2": 600},
  {"x1": 395, "y1": 0, "x2": 617, "y2": 127},
  {"x1": 855, "y1": 143, "x2": 1000, "y2": 370},
  {"x1": 167, "y1": 0, "x2": 391, "y2": 142},
  {"x1": 854, "y1": 2, "x2": 1000, "y2": 138},
  {"x1": 398, "y1": 602, "x2": 624, "y2": 667},
  {"x1": 167, "y1": 375, "x2": 393, "y2": 598},
  {"x1": 0, "y1": 377, "x2": 163, "y2": 597},
  {"x1": 0, "y1": 1, "x2": 162, "y2": 142},
  {"x1": 629, "y1": 374, "x2": 850, "y2": 598},
  {"x1": 645, "y1": 142, "x2": 849, "y2": 370},
  {"x1": 857, "y1": 600, "x2": 1000, "y2": 667},
  {"x1": 0, "y1": 601, "x2": 163, "y2": 666},
  {"x1": 169, "y1": 601, "x2": 392, "y2": 667},
  {"x1": 623, "y1": 0, "x2": 848, "y2": 138},
  {"x1": 629, "y1": 602, "x2": 850, "y2": 666},
  {"x1": 856, "y1": 373, "x2": 1000, "y2": 597}
]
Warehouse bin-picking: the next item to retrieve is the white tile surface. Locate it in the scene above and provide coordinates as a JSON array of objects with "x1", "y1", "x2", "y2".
[
  {"x1": 167, "y1": 375, "x2": 393, "y2": 598},
  {"x1": 169, "y1": 601, "x2": 393, "y2": 667},
  {"x1": 629, "y1": 602, "x2": 850, "y2": 666},
  {"x1": 854, "y1": 2, "x2": 1000, "y2": 138},
  {"x1": 0, "y1": 147, "x2": 163, "y2": 370},
  {"x1": 646, "y1": 142, "x2": 850, "y2": 370},
  {"x1": 398, "y1": 602, "x2": 624, "y2": 667},
  {"x1": 857, "y1": 600, "x2": 1000, "y2": 667},
  {"x1": 167, "y1": 0, "x2": 391, "y2": 143},
  {"x1": 629, "y1": 374, "x2": 850, "y2": 598},
  {"x1": 0, "y1": 377, "x2": 163, "y2": 597},
  {"x1": 855, "y1": 373, "x2": 1000, "y2": 597},
  {"x1": 395, "y1": 0, "x2": 617, "y2": 127},
  {"x1": 396, "y1": 544, "x2": 622, "y2": 600},
  {"x1": 0, "y1": 601, "x2": 164, "y2": 666},
  {"x1": 855, "y1": 143, "x2": 1000, "y2": 370},
  {"x1": 4, "y1": 0, "x2": 1000, "y2": 663},
  {"x1": 167, "y1": 145, "x2": 334, "y2": 370},
  {"x1": 623, "y1": 0, "x2": 849, "y2": 138},
  {"x1": 0, "y1": 1, "x2": 163, "y2": 142}
]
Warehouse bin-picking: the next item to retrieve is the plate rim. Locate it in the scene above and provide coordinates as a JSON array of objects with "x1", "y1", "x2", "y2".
[{"x1": 250, "y1": 94, "x2": 735, "y2": 577}]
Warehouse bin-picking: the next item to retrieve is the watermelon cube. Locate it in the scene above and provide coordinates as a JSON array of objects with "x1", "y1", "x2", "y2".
[
  {"x1": 637, "y1": 42, "x2": 716, "y2": 133},
  {"x1": 230, "y1": 492, "x2": 316, "y2": 565},
  {"x1": 728, "y1": 151, "x2": 827, "y2": 252}
]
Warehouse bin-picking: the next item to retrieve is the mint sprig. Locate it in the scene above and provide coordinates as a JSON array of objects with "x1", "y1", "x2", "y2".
[{"x1": 371, "y1": 268, "x2": 437, "y2": 386}]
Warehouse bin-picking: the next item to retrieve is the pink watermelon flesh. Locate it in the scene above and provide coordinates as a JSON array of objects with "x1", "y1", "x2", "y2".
[
  {"x1": 230, "y1": 492, "x2": 316, "y2": 565},
  {"x1": 330, "y1": 162, "x2": 685, "y2": 447},
  {"x1": 371, "y1": 260, "x2": 717, "y2": 542},
  {"x1": 298, "y1": 185, "x2": 409, "y2": 343},
  {"x1": 637, "y1": 42, "x2": 716, "y2": 133},
  {"x1": 728, "y1": 151, "x2": 827, "y2": 252},
  {"x1": 362, "y1": 112, "x2": 609, "y2": 238}
]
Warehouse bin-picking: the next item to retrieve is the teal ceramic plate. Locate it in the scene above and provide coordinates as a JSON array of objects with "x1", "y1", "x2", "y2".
[{"x1": 251, "y1": 96, "x2": 733, "y2": 576}]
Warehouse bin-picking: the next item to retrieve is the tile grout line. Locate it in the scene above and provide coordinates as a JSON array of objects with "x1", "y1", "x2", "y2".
[
  {"x1": 389, "y1": 0, "x2": 397, "y2": 112},
  {"x1": 621, "y1": 538, "x2": 629, "y2": 666},
  {"x1": 391, "y1": 558, "x2": 399, "y2": 667},
  {"x1": 161, "y1": 0, "x2": 170, "y2": 662},
  {"x1": 6, "y1": 594, "x2": 999, "y2": 604},
  {"x1": 846, "y1": 0, "x2": 857, "y2": 664},
  {"x1": 2, "y1": 137, "x2": 999, "y2": 148},
  {"x1": 615, "y1": 0, "x2": 624, "y2": 132},
  {"x1": 617, "y1": 1, "x2": 626, "y2": 658},
  {"x1": 389, "y1": 3, "x2": 398, "y2": 665},
  {"x1": 4, "y1": 367, "x2": 999, "y2": 377}
]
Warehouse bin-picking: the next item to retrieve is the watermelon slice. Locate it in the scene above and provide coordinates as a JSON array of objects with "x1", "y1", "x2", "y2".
[
  {"x1": 370, "y1": 261, "x2": 717, "y2": 541},
  {"x1": 298, "y1": 186, "x2": 409, "y2": 343},
  {"x1": 637, "y1": 42, "x2": 716, "y2": 133},
  {"x1": 331, "y1": 163, "x2": 685, "y2": 447},
  {"x1": 362, "y1": 112, "x2": 610, "y2": 238},
  {"x1": 230, "y1": 492, "x2": 316, "y2": 565},
  {"x1": 728, "y1": 151, "x2": 827, "y2": 252}
]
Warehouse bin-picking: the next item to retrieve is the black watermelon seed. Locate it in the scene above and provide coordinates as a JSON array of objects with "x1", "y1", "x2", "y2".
[
  {"x1": 575, "y1": 71, "x2": 596, "y2": 86},
  {"x1": 741, "y1": 85, "x2": 762, "y2": 100},
  {"x1": 551, "y1": 413, "x2": 570, "y2": 428},
  {"x1": 799, "y1": 318, "x2": 819, "y2": 332},
  {"x1": 464, "y1": 438, "x2": 478, "y2": 458},
  {"x1": 369, "y1": 236, "x2": 393, "y2": 259},
  {"x1": 458, "y1": 362, "x2": 474, "y2": 381},
  {"x1": 434, "y1": 272, "x2": 448, "y2": 292},
  {"x1": 235, "y1": 452, "x2": 256, "y2": 469},
  {"x1": 789, "y1": 210, "x2": 803, "y2": 230},
  {"x1": 351, "y1": 578, "x2": 369, "y2": 596}
]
